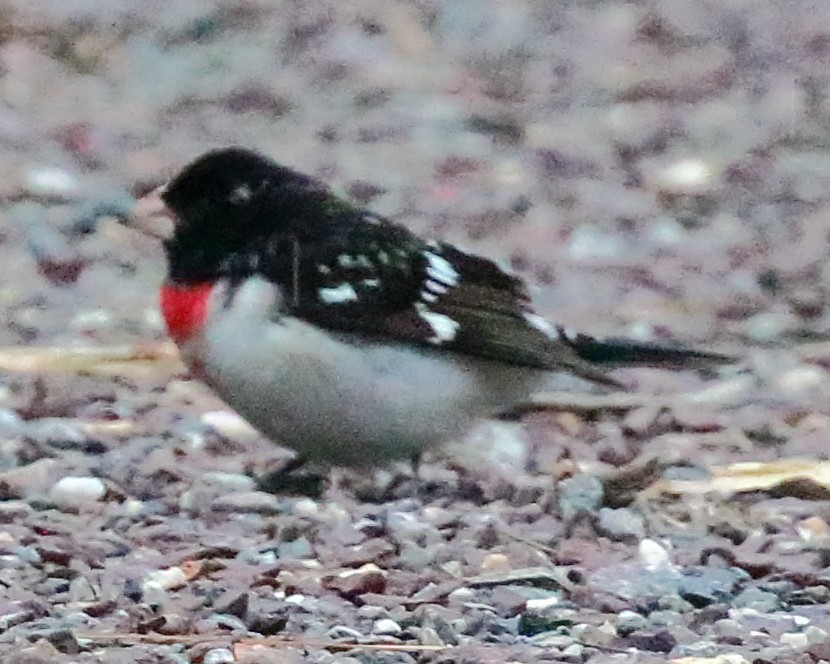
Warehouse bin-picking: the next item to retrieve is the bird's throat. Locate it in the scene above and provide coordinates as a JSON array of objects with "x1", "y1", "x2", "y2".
[{"x1": 160, "y1": 282, "x2": 213, "y2": 343}]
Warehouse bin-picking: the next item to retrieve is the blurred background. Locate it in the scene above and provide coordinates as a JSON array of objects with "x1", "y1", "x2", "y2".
[{"x1": 2, "y1": 0, "x2": 829, "y2": 353}]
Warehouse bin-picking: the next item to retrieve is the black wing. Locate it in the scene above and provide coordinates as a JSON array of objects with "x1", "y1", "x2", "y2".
[{"x1": 280, "y1": 213, "x2": 620, "y2": 387}]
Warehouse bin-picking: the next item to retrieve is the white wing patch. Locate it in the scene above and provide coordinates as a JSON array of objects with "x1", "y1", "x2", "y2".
[
  {"x1": 525, "y1": 313, "x2": 580, "y2": 343},
  {"x1": 416, "y1": 303, "x2": 459, "y2": 344},
  {"x1": 420, "y1": 250, "x2": 460, "y2": 306},
  {"x1": 556, "y1": 324, "x2": 580, "y2": 342},
  {"x1": 319, "y1": 283, "x2": 358, "y2": 304},
  {"x1": 425, "y1": 279, "x2": 449, "y2": 295},
  {"x1": 524, "y1": 313, "x2": 560, "y2": 339},
  {"x1": 423, "y1": 250, "x2": 460, "y2": 287}
]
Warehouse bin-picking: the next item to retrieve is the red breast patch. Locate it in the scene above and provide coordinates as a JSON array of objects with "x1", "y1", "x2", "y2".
[{"x1": 160, "y1": 282, "x2": 213, "y2": 343}]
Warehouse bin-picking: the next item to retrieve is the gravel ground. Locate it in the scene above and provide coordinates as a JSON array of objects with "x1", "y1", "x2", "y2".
[{"x1": 2, "y1": 1, "x2": 830, "y2": 662}]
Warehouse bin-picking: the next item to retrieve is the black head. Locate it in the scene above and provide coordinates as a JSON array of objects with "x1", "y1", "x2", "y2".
[
  {"x1": 161, "y1": 147, "x2": 329, "y2": 282},
  {"x1": 164, "y1": 148, "x2": 282, "y2": 232}
]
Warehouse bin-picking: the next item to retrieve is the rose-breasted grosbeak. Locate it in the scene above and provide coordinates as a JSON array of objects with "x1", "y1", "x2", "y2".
[{"x1": 135, "y1": 147, "x2": 725, "y2": 468}]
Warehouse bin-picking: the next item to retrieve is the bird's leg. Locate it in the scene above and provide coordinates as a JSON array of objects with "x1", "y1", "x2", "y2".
[{"x1": 256, "y1": 456, "x2": 327, "y2": 497}]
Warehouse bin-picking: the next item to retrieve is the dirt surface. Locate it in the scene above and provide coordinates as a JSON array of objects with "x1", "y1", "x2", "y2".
[{"x1": 2, "y1": 1, "x2": 830, "y2": 662}]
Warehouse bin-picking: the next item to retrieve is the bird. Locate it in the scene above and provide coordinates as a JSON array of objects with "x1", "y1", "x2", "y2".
[{"x1": 132, "y1": 147, "x2": 726, "y2": 469}]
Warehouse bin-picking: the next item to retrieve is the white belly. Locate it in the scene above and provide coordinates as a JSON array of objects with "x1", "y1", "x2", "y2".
[{"x1": 180, "y1": 278, "x2": 542, "y2": 466}]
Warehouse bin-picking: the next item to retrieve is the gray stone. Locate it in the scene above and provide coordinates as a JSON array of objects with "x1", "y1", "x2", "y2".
[
  {"x1": 557, "y1": 474, "x2": 603, "y2": 520},
  {"x1": 732, "y1": 587, "x2": 782, "y2": 613},
  {"x1": 597, "y1": 507, "x2": 646, "y2": 540}
]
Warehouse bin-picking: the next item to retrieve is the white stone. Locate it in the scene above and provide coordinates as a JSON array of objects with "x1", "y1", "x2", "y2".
[
  {"x1": 655, "y1": 158, "x2": 715, "y2": 194},
  {"x1": 50, "y1": 476, "x2": 106, "y2": 508},
  {"x1": 142, "y1": 566, "x2": 187, "y2": 593},
  {"x1": 373, "y1": 618, "x2": 402, "y2": 635},
  {"x1": 772, "y1": 366, "x2": 826, "y2": 394},
  {"x1": 199, "y1": 471, "x2": 256, "y2": 492},
  {"x1": 639, "y1": 539, "x2": 672, "y2": 570},
  {"x1": 779, "y1": 632, "x2": 808, "y2": 648},
  {"x1": 526, "y1": 596, "x2": 560, "y2": 611},
  {"x1": 568, "y1": 224, "x2": 624, "y2": 260},
  {"x1": 26, "y1": 166, "x2": 79, "y2": 197},
  {"x1": 203, "y1": 648, "x2": 235, "y2": 664}
]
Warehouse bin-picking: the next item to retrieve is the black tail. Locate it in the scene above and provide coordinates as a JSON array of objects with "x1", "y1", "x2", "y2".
[{"x1": 560, "y1": 329, "x2": 730, "y2": 370}]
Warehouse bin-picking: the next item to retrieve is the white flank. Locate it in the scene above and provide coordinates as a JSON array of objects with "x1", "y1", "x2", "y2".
[
  {"x1": 416, "y1": 303, "x2": 459, "y2": 343},
  {"x1": 423, "y1": 251, "x2": 460, "y2": 287},
  {"x1": 420, "y1": 290, "x2": 438, "y2": 303},
  {"x1": 319, "y1": 283, "x2": 358, "y2": 303}
]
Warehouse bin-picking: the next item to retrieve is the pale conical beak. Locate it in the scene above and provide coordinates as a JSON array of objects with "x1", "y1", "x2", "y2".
[{"x1": 130, "y1": 184, "x2": 176, "y2": 240}]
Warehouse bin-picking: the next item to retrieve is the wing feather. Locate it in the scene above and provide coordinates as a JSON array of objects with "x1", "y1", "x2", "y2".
[{"x1": 286, "y1": 217, "x2": 618, "y2": 386}]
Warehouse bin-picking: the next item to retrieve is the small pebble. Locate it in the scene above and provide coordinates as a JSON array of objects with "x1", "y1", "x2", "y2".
[
  {"x1": 447, "y1": 587, "x2": 475, "y2": 604},
  {"x1": 558, "y1": 474, "x2": 603, "y2": 520},
  {"x1": 626, "y1": 629, "x2": 677, "y2": 653},
  {"x1": 732, "y1": 587, "x2": 781, "y2": 613},
  {"x1": 675, "y1": 640, "x2": 719, "y2": 657},
  {"x1": 658, "y1": 594, "x2": 695, "y2": 613},
  {"x1": 713, "y1": 618, "x2": 744, "y2": 640},
  {"x1": 211, "y1": 491, "x2": 283, "y2": 514},
  {"x1": 386, "y1": 510, "x2": 431, "y2": 540},
  {"x1": 779, "y1": 632, "x2": 809, "y2": 648},
  {"x1": 291, "y1": 498, "x2": 321, "y2": 518},
  {"x1": 654, "y1": 157, "x2": 715, "y2": 195},
  {"x1": 25, "y1": 166, "x2": 79, "y2": 198},
  {"x1": 418, "y1": 626, "x2": 444, "y2": 646},
  {"x1": 143, "y1": 566, "x2": 188, "y2": 593},
  {"x1": 200, "y1": 472, "x2": 256, "y2": 492},
  {"x1": 648, "y1": 610, "x2": 682, "y2": 628},
  {"x1": 617, "y1": 610, "x2": 647, "y2": 634},
  {"x1": 572, "y1": 622, "x2": 616, "y2": 646},
  {"x1": 479, "y1": 553, "x2": 511, "y2": 573},
  {"x1": 526, "y1": 597, "x2": 559, "y2": 611},
  {"x1": 598, "y1": 507, "x2": 646, "y2": 540},
  {"x1": 568, "y1": 224, "x2": 625, "y2": 260},
  {"x1": 772, "y1": 366, "x2": 826, "y2": 394},
  {"x1": 68, "y1": 576, "x2": 97, "y2": 603},
  {"x1": 739, "y1": 311, "x2": 799, "y2": 342},
  {"x1": 197, "y1": 613, "x2": 247, "y2": 632},
  {"x1": 203, "y1": 648, "x2": 235, "y2": 664},
  {"x1": 805, "y1": 625, "x2": 828, "y2": 644},
  {"x1": 277, "y1": 537, "x2": 314, "y2": 560},
  {"x1": 50, "y1": 476, "x2": 106, "y2": 509},
  {"x1": 372, "y1": 618, "x2": 402, "y2": 635},
  {"x1": 639, "y1": 539, "x2": 672, "y2": 570},
  {"x1": 326, "y1": 625, "x2": 363, "y2": 640}
]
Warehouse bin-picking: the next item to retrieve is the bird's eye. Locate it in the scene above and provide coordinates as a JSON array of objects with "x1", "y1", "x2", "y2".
[{"x1": 228, "y1": 183, "x2": 253, "y2": 205}]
